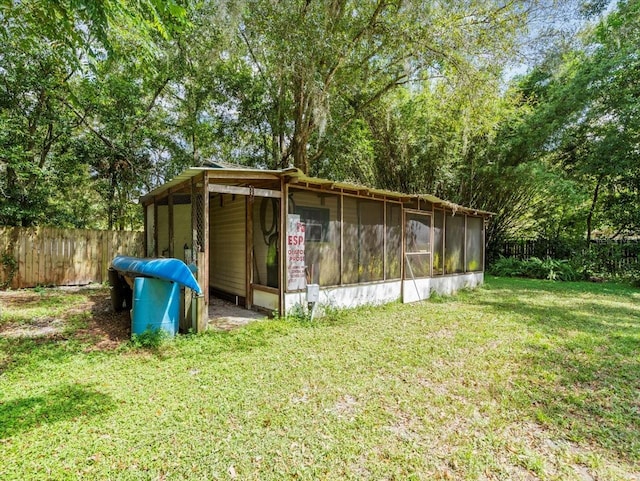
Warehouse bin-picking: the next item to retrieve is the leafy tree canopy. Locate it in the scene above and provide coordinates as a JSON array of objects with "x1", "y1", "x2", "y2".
[{"x1": 2, "y1": 0, "x2": 636, "y2": 250}]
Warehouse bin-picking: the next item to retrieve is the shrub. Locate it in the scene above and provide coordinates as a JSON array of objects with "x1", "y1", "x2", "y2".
[
  {"x1": 489, "y1": 256, "x2": 576, "y2": 281},
  {"x1": 523, "y1": 257, "x2": 577, "y2": 281},
  {"x1": 624, "y1": 264, "x2": 640, "y2": 288},
  {"x1": 0, "y1": 253, "x2": 18, "y2": 289},
  {"x1": 488, "y1": 256, "x2": 526, "y2": 277},
  {"x1": 130, "y1": 328, "x2": 171, "y2": 349},
  {"x1": 498, "y1": 238, "x2": 640, "y2": 280}
]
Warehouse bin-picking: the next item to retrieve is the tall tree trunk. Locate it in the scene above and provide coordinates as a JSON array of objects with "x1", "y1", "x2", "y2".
[
  {"x1": 192, "y1": 131, "x2": 198, "y2": 165},
  {"x1": 586, "y1": 176, "x2": 602, "y2": 243},
  {"x1": 292, "y1": 128, "x2": 310, "y2": 173},
  {"x1": 107, "y1": 162, "x2": 117, "y2": 230},
  {"x1": 291, "y1": 74, "x2": 311, "y2": 174},
  {"x1": 275, "y1": 82, "x2": 286, "y2": 168}
]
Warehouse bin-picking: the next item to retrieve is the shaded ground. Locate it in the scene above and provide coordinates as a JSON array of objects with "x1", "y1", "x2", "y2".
[
  {"x1": 0, "y1": 285, "x2": 130, "y2": 349},
  {"x1": 0, "y1": 287, "x2": 267, "y2": 350},
  {"x1": 208, "y1": 297, "x2": 267, "y2": 331}
]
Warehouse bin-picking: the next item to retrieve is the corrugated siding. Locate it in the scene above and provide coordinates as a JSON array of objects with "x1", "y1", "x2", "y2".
[
  {"x1": 146, "y1": 204, "x2": 155, "y2": 255},
  {"x1": 157, "y1": 205, "x2": 169, "y2": 256},
  {"x1": 174, "y1": 204, "x2": 192, "y2": 262},
  {"x1": 151, "y1": 203, "x2": 192, "y2": 261},
  {"x1": 210, "y1": 194, "x2": 246, "y2": 296}
]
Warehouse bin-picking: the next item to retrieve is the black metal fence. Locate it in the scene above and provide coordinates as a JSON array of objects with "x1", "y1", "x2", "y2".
[
  {"x1": 499, "y1": 238, "x2": 574, "y2": 260},
  {"x1": 496, "y1": 238, "x2": 640, "y2": 275}
]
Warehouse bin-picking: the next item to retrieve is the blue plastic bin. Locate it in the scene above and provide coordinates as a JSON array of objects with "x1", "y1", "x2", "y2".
[{"x1": 131, "y1": 277, "x2": 180, "y2": 336}]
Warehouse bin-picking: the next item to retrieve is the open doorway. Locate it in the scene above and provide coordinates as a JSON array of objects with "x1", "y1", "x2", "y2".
[
  {"x1": 210, "y1": 193, "x2": 248, "y2": 306},
  {"x1": 208, "y1": 191, "x2": 281, "y2": 313}
]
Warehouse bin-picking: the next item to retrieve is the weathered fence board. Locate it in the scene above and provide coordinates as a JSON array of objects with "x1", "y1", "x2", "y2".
[{"x1": 0, "y1": 227, "x2": 144, "y2": 289}]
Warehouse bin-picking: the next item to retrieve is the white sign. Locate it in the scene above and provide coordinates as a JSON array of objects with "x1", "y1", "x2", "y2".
[{"x1": 286, "y1": 214, "x2": 306, "y2": 291}]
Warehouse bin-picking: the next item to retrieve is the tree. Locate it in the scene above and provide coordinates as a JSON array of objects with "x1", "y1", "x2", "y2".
[
  {"x1": 0, "y1": 0, "x2": 188, "y2": 227},
  {"x1": 236, "y1": 0, "x2": 540, "y2": 174},
  {"x1": 504, "y1": 0, "x2": 640, "y2": 241},
  {"x1": 0, "y1": 0, "x2": 187, "y2": 55},
  {"x1": 0, "y1": 32, "x2": 84, "y2": 225}
]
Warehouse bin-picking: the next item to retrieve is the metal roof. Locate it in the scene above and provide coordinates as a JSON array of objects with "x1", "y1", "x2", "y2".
[
  {"x1": 283, "y1": 170, "x2": 493, "y2": 216},
  {"x1": 140, "y1": 166, "x2": 290, "y2": 204},
  {"x1": 141, "y1": 166, "x2": 493, "y2": 216}
]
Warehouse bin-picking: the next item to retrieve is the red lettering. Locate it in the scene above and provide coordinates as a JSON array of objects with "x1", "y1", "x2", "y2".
[{"x1": 288, "y1": 235, "x2": 304, "y2": 246}]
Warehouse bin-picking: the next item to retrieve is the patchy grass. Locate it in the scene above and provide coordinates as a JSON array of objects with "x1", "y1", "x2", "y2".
[
  {"x1": 0, "y1": 278, "x2": 639, "y2": 480},
  {"x1": 0, "y1": 290, "x2": 88, "y2": 324}
]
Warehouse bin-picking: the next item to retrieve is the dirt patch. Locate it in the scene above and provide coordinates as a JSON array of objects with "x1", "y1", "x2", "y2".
[
  {"x1": 0, "y1": 289, "x2": 50, "y2": 306},
  {"x1": 1, "y1": 288, "x2": 266, "y2": 348},
  {"x1": 208, "y1": 297, "x2": 267, "y2": 331},
  {"x1": 0, "y1": 286, "x2": 130, "y2": 350},
  {"x1": 1, "y1": 317, "x2": 66, "y2": 338},
  {"x1": 76, "y1": 293, "x2": 131, "y2": 350}
]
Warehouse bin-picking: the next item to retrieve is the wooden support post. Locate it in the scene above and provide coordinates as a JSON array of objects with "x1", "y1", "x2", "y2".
[
  {"x1": 339, "y1": 193, "x2": 344, "y2": 285},
  {"x1": 153, "y1": 198, "x2": 158, "y2": 257},
  {"x1": 442, "y1": 212, "x2": 447, "y2": 275},
  {"x1": 143, "y1": 204, "x2": 148, "y2": 257},
  {"x1": 189, "y1": 177, "x2": 201, "y2": 331},
  {"x1": 399, "y1": 206, "x2": 405, "y2": 302},
  {"x1": 279, "y1": 178, "x2": 286, "y2": 315},
  {"x1": 464, "y1": 215, "x2": 468, "y2": 273},
  {"x1": 197, "y1": 251, "x2": 207, "y2": 332},
  {"x1": 483, "y1": 218, "x2": 487, "y2": 272},
  {"x1": 246, "y1": 193, "x2": 253, "y2": 310},
  {"x1": 202, "y1": 171, "x2": 210, "y2": 308},
  {"x1": 168, "y1": 193, "x2": 174, "y2": 257},
  {"x1": 383, "y1": 200, "x2": 387, "y2": 280},
  {"x1": 431, "y1": 204, "x2": 435, "y2": 278},
  {"x1": 180, "y1": 286, "x2": 193, "y2": 333},
  {"x1": 191, "y1": 178, "x2": 197, "y2": 261}
]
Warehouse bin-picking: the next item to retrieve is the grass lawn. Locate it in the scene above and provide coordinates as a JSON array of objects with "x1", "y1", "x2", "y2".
[{"x1": 1, "y1": 277, "x2": 639, "y2": 480}]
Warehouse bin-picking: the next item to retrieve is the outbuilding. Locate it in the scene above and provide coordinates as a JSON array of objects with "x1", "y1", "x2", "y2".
[{"x1": 140, "y1": 163, "x2": 490, "y2": 330}]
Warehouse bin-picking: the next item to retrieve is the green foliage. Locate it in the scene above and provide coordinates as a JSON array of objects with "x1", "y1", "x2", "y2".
[
  {"x1": 232, "y1": 0, "x2": 545, "y2": 173},
  {"x1": 0, "y1": 254, "x2": 18, "y2": 289},
  {"x1": 488, "y1": 257, "x2": 526, "y2": 278},
  {"x1": 526, "y1": 257, "x2": 577, "y2": 281},
  {"x1": 572, "y1": 242, "x2": 640, "y2": 279},
  {"x1": 0, "y1": 0, "x2": 187, "y2": 228},
  {"x1": 276, "y1": 301, "x2": 348, "y2": 324},
  {"x1": 626, "y1": 264, "x2": 640, "y2": 289},
  {"x1": 130, "y1": 328, "x2": 171, "y2": 349},
  {"x1": 283, "y1": 303, "x2": 311, "y2": 323},
  {"x1": 0, "y1": 0, "x2": 632, "y2": 249},
  {"x1": 496, "y1": 238, "x2": 640, "y2": 282},
  {"x1": 317, "y1": 303, "x2": 346, "y2": 324},
  {"x1": 495, "y1": 0, "x2": 640, "y2": 242},
  {"x1": 0, "y1": 0, "x2": 188, "y2": 58},
  {"x1": 490, "y1": 256, "x2": 577, "y2": 281}
]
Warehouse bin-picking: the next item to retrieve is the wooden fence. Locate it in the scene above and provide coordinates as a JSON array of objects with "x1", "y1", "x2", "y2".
[{"x1": 0, "y1": 226, "x2": 144, "y2": 289}]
